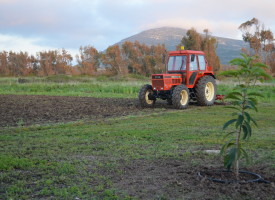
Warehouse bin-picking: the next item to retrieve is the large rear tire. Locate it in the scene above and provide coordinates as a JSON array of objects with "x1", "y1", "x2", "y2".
[
  {"x1": 138, "y1": 84, "x2": 156, "y2": 107},
  {"x1": 172, "y1": 84, "x2": 190, "y2": 109},
  {"x1": 195, "y1": 76, "x2": 217, "y2": 106}
]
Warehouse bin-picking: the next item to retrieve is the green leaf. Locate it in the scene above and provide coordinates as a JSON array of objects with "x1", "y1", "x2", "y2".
[
  {"x1": 252, "y1": 62, "x2": 269, "y2": 69},
  {"x1": 224, "y1": 148, "x2": 238, "y2": 170},
  {"x1": 242, "y1": 124, "x2": 249, "y2": 140},
  {"x1": 244, "y1": 112, "x2": 251, "y2": 123},
  {"x1": 231, "y1": 100, "x2": 243, "y2": 106},
  {"x1": 244, "y1": 105, "x2": 253, "y2": 110},
  {"x1": 242, "y1": 121, "x2": 252, "y2": 140},
  {"x1": 248, "y1": 97, "x2": 258, "y2": 105},
  {"x1": 235, "y1": 114, "x2": 244, "y2": 129},
  {"x1": 225, "y1": 93, "x2": 242, "y2": 100},
  {"x1": 229, "y1": 91, "x2": 243, "y2": 97},
  {"x1": 223, "y1": 119, "x2": 237, "y2": 130},
  {"x1": 221, "y1": 139, "x2": 235, "y2": 154},
  {"x1": 245, "y1": 121, "x2": 252, "y2": 137},
  {"x1": 247, "y1": 100, "x2": 258, "y2": 112}
]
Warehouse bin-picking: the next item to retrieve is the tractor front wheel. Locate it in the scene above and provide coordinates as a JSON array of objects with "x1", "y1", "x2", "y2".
[
  {"x1": 138, "y1": 84, "x2": 156, "y2": 107},
  {"x1": 172, "y1": 84, "x2": 190, "y2": 109},
  {"x1": 195, "y1": 76, "x2": 217, "y2": 106}
]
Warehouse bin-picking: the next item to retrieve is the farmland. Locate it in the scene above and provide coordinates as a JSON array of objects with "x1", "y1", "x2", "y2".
[{"x1": 0, "y1": 76, "x2": 275, "y2": 199}]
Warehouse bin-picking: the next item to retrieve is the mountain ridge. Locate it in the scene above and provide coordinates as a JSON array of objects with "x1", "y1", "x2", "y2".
[{"x1": 116, "y1": 27, "x2": 247, "y2": 65}]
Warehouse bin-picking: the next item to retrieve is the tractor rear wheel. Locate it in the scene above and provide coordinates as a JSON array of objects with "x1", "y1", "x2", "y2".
[
  {"x1": 195, "y1": 76, "x2": 217, "y2": 106},
  {"x1": 172, "y1": 84, "x2": 190, "y2": 109},
  {"x1": 138, "y1": 84, "x2": 156, "y2": 107}
]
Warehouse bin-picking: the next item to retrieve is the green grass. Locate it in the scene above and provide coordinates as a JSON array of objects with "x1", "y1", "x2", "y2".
[
  {"x1": 0, "y1": 76, "x2": 274, "y2": 101},
  {"x1": 1, "y1": 102, "x2": 274, "y2": 199},
  {"x1": 0, "y1": 76, "x2": 148, "y2": 98}
]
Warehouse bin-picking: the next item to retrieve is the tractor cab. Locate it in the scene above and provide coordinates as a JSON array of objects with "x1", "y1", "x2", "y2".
[
  {"x1": 139, "y1": 49, "x2": 217, "y2": 109},
  {"x1": 152, "y1": 50, "x2": 214, "y2": 91}
]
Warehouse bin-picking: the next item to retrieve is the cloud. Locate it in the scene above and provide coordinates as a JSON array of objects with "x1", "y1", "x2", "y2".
[{"x1": 0, "y1": 34, "x2": 79, "y2": 58}]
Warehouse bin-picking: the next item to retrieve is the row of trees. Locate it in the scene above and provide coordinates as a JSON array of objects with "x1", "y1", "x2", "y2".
[
  {"x1": 0, "y1": 41, "x2": 167, "y2": 77},
  {"x1": 0, "y1": 49, "x2": 74, "y2": 76}
]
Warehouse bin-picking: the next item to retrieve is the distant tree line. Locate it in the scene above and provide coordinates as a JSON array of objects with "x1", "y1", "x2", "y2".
[{"x1": 0, "y1": 41, "x2": 167, "y2": 77}]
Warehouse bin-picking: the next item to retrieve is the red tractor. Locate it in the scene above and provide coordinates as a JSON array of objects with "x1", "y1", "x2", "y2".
[{"x1": 139, "y1": 49, "x2": 217, "y2": 109}]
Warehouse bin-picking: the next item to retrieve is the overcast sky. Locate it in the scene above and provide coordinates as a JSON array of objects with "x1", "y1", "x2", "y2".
[{"x1": 0, "y1": 0, "x2": 274, "y2": 57}]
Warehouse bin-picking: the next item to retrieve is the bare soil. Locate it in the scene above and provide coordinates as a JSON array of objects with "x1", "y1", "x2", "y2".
[
  {"x1": 108, "y1": 159, "x2": 275, "y2": 199},
  {"x1": 0, "y1": 94, "x2": 145, "y2": 127},
  {"x1": 0, "y1": 94, "x2": 226, "y2": 127}
]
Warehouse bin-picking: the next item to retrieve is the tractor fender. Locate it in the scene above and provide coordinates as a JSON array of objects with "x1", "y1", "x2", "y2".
[{"x1": 204, "y1": 73, "x2": 216, "y2": 79}]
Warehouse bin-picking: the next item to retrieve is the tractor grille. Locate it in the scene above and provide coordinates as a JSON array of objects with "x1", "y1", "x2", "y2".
[
  {"x1": 152, "y1": 79, "x2": 164, "y2": 88},
  {"x1": 172, "y1": 79, "x2": 181, "y2": 84}
]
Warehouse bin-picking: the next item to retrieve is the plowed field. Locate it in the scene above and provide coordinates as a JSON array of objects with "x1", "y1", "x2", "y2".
[{"x1": 0, "y1": 95, "x2": 145, "y2": 127}]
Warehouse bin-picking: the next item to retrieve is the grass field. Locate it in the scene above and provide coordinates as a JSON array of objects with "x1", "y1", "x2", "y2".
[
  {"x1": 0, "y1": 76, "x2": 275, "y2": 199},
  {"x1": 0, "y1": 76, "x2": 146, "y2": 98},
  {"x1": 0, "y1": 76, "x2": 275, "y2": 101}
]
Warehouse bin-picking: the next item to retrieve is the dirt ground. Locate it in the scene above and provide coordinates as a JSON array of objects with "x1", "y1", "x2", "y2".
[
  {"x1": 0, "y1": 94, "x2": 225, "y2": 127},
  {"x1": 108, "y1": 159, "x2": 275, "y2": 199},
  {"x1": 0, "y1": 94, "x2": 148, "y2": 127}
]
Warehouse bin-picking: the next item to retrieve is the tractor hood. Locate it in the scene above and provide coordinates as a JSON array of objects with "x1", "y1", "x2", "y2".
[{"x1": 151, "y1": 73, "x2": 182, "y2": 91}]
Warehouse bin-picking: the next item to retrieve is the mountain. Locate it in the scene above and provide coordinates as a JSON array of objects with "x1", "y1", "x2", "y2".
[{"x1": 116, "y1": 27, "x2": 247, "y2": 65}]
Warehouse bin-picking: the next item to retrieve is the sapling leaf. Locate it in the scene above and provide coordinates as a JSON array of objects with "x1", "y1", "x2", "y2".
[
  {"x1": 224, "y1": 148, "x2": 238, "y2": 170},
  {"x1": 223, "y1": 119, "x2": 237, "y2": 130},
  {"x1": 226, "y1": 93, "x2": 242, "y2": 100},
  {"x1": 244, "y1": 105, "x2": 253, "y2": 110},
  {"x1": 236, "y1": 115, "x2": 244, "y2": 129},
  {"x1": 248, "y1": 97, "x2": 258, "y2": 105},
  {"x1": 252, "y1": 62, "x2": 269, "y2": 69},
  {"x1": 247, "y1": 100, "x2": 258, "y2": 112},
  {"x1": 244, "y1": 112, "x2": 251, "y2": 123},
  {"x1": 242, "y1": 124, "x2": 248, "y2": 140},
  {"x1": 231, "y1": 100, "x2": 243, "y2": 106},
  {"x1": 245, "y1": 121, "x2": 252, "y2": 137},
  {"x1": 229, "y1": 91, "x2": 243, "y2": 97},
  {"x1": 221, "y1": 139, "x2": 235, "y2": 154}
]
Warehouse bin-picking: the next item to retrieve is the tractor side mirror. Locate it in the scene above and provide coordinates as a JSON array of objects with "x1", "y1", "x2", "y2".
[{"x1": 191, "y1": 55, "x2": 195, "y2": 62}]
